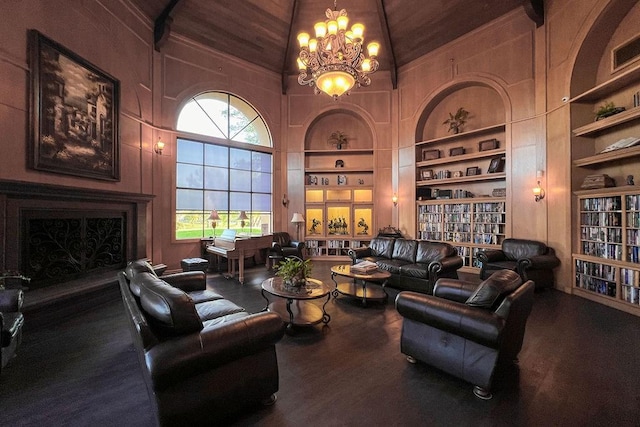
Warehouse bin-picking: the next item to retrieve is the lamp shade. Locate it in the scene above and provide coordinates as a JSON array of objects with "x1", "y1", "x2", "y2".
[
  {"x1": 237, "y1": 211, "x2": 249, "y2": 221},
  {"x1": 208, "y1": 210, "x2": 221, "y2": 221},
  {"x1": 291, "y1": 213, "x2": 305, "y2": 223}
]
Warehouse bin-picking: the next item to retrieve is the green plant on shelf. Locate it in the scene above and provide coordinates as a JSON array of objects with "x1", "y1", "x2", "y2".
[
  {"x1": 595, "y1": 101, "x2": 625, "y2": 121},
  {"x1": 443, "y1": 107, "x2": 469, "y2": 134}
]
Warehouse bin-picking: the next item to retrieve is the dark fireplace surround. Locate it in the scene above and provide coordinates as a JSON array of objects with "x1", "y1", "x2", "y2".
[{"x1": 0, "y1": 180, "x2": 153, "y2": 290}]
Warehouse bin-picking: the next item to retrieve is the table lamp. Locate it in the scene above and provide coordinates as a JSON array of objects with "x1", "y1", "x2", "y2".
[
  {"x1": 208, "y1": 210, "x2": 221, "y2": 236},
  {"x1": 237, "y1": 210, "x2": 249, "y2": 229}
]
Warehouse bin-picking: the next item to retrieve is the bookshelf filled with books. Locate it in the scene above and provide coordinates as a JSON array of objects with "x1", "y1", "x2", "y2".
[
  {"x1": 573, "y1": 189, "x2": 640, "y2": 314},
  {"x1": 417, "y1": 198, "x2": 506, "y2": 271}
]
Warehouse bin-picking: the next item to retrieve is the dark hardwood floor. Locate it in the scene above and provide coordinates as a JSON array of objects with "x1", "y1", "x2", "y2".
[{"x1": 2, "y1": 261, "x2": 640, "y2": 426}]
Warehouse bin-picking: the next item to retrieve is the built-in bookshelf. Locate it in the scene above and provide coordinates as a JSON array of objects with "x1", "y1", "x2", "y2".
[
  {"x1": 417, "y1": 198, "x2": 506, "y2": 271},
  {"x1": 573, "y1": 189, "x2": 640, "y2": 314},
  {"x1": 570, "y1": 62, "x2": 640, "y2": 316}
]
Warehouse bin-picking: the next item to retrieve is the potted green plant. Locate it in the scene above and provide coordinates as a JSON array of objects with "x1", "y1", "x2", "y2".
[
  {"x1": 595, "y1": 101, "x2": 625, "y2": 121},
  {"x1": 275, "y1": 256, "x2": 312, "y2": 287},
  {"x1": 443, "y1": 107, "x2": 469, "y2": 134}
]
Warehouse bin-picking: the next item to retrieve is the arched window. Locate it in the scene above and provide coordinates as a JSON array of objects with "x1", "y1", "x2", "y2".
[{"x1": 175, "y1": 92, "x2": 272, "y2": 240}]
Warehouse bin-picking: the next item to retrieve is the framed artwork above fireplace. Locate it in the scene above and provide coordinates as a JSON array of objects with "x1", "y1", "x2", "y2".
[{"x1": 28, "y1": 30, "x2": 120, "y2": 181}]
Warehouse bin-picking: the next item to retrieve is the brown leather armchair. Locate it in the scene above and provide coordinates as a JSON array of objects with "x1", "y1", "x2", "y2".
[
  {"x1": 1, "y1": 288, "x2": 24, "y2": 375},
  {"x1": 477, "y1": 238, "x2": 560, "y2": 289},
  {"x1": 395, "y1": 270, "x2": 534, "y2": 399},
  {"x1": 270, "y1": 232, "x2": 305, "y2": 259}
]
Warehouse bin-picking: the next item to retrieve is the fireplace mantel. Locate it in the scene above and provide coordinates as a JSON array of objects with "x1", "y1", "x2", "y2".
[{"x1": 0, "y1": 179, "x2": 154, "y2": 289}]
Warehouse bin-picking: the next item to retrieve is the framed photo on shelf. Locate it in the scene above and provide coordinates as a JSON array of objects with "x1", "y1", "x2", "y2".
[
  {"x1": 449, "y1": 147, "x2": 465, "y2": 156},
  {"x1": 466, "y1": 166, "x2": 481, "y2": 176},
  {"x1": 421, "y1": 169, "x2": 434, "y2": 180},
  {"x1": 478, "y1": 138, "x2": 499, "y2": 152},
  {"x1": 422, "y1": 148, "x2": 440, "y2": 161},
  {"x1": 487, "y1": 156, "x2": 505, "y2": 173},
  {"x1": 29, "y1": 30, "x2": 120, "y2": 181}
]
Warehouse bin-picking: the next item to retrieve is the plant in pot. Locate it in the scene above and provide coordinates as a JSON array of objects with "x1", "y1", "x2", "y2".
[
  {"x1": 443, "y1": 107, "x2": 469, "y2": 134},
  {"x1": 275, "y1": 256, "x2": 312, "y2": 287}
]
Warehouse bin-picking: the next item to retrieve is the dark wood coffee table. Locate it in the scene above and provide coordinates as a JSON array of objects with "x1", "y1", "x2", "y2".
[
  {"x1": 261, "y1": 277, "x2": 331, "y2": 332},
  {"x1": 330, "y1": 264, "x2": 391, "y2": 306}
]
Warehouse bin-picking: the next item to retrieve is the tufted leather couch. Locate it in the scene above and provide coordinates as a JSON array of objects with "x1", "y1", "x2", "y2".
[
  {"x1": 477, "y1": 238, "x2": 561, "y2": 289},
  {"x1": 395, "y1": 270, "x2": 535, "y2": 399},
  {"x1": 269, "y1": 232, "x2": 305, "y2": 259},
  {"x1": 118, "y1": 260, "x2": 285, "y2": 426},
  {"x1": 348, "y1": 237, "x2": 463, "y2": 294}
]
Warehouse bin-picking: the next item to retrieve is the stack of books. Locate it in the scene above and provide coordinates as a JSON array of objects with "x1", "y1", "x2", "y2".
[{"x1": 351, "y1": 260, "x2": 378, "y2": 274}]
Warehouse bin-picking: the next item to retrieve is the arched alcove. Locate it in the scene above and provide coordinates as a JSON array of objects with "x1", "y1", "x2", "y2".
[{"x1": 305, "y1": 110, "x2": 373, "y2": 151}]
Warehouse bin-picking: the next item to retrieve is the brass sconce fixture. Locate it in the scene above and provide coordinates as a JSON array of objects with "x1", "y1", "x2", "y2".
[
  {"x1": 154, "y1": 137, "x2": 165, "y2": 155},
  {"x1": 282, "y1": 194, "x2": 289, "y2": 207},
  {"x1": 533, "y1": 171, "x2": 545, "y2": 202},
  {"x1": 392, "y1": 193, "x2": 398, "y2": 206}
]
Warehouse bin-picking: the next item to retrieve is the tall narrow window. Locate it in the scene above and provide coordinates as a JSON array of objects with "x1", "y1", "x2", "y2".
[{"x1": 175, "y1": 92, "x2": 272, "y2": 239}]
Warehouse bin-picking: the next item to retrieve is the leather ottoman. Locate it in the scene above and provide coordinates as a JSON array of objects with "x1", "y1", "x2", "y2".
[{"x1": 181, "y1": 257, "x2": 209, "y2": 272}]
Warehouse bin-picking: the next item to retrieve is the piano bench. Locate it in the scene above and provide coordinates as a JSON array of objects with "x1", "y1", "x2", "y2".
[{"x1": 181, "y1": 257, "x2": 209, "y2": 272}]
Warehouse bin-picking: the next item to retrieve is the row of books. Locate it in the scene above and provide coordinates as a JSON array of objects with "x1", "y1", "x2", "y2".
[
  {"x1": 419, "y1": 232, "x2": 442, "y2": 240},
  {"x1": 418, "y1": 205, "x2": 443, "y2": 213},
  {"x1": 620, "y1": 285, "x2": 640, "y2": 305},
  {"x1": 621, "y1": 268, "x2": 640, "y2": 287},
  {"x1": 581, "y1": 197, "x2": 622, "y2": 212},
  {"x1": 575, "y1": 275, "x2": 617, "y2": 297},
  {"x1": 474, "y1": 202, "x2": 505, "y2": 213},
  {"x1": 580, "y1": 226, "x2": 622, "y2": 243},
  {"x1": 627, "y1": 212, "x2": 640, "y2": 228},
  {"x1": 627, "y1": 230, "x2": 640, "y2": 246},
  {"x1": 580, "y1": 212, "x2": 622, "y2": 227},
  {"x1": 444, "y1": 232, "x2": 471, "y2": 243},
  {"x1": 581, "y1": 242, "x2": 623, "y2": 260},
  {"x1": 444, "y1": 223, "x2": 470, "y2": 232},
  {"x1": 626, "y1": 246, "x2": 640, "y2": 263},
  {"x1": 474, "y1": 214, "x2": 505, "y2": 223},
  {"x1": 474, "y1": 224, "x2": 504, "y2": 234},
  {"x1": 575, "y1": 260, "x2": 616, "y2": 281}
]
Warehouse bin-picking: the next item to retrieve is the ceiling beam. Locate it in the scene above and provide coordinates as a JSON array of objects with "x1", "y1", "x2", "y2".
[
  {"x1": 154, "y1": 0, "x2": 183, "y2": 51},
  {"x1": 376, "y1": 0, "x2": 397, "y2": 90},
  {"x1": 522, "y1": 0, "x2": 544, "y2": 27},
  {"x1": 282, "y1": 0, "x2": 300, "y2": 95}
]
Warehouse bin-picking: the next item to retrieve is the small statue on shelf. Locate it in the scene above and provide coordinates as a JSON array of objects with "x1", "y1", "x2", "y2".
[
  {"x1": 627, "y1": 175, "x2": 635, "y2": 186},
  {"x1": 309, "y1": 218, "x2": 321, "y2": 234},
  {"x1": 357, "y1": 218, "x2": 369, "y2": 235}
]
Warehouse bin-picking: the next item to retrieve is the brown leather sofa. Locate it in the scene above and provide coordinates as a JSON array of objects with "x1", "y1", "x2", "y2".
[
  {"x1": 348, "y1": 237, "x2": 463, "y2": 294},
  {"x1": 0, "y1": 288, "x2": 24, "y2": 375},
  {"x1": 118, "y1": 260, "x2": 285, "y2": 426},
  {"x1": 477, "y1": 238, "x2": 561, "y2": 289},
  {"x1": 395, "y1": 270, "x2": 535, "y2": 399}
]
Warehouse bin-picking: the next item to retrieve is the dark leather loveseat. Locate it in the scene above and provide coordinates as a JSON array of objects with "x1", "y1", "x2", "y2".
[
  {"x1": 348, "y1": 237, "x2": 463, "y2": 294},
  {"x1": 118, "y1": 260, "x2": 285, "y2": 426}
]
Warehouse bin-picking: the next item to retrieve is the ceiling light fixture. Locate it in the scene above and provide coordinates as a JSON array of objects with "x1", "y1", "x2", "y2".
[{"x1": 296, "y1": 0, "x2": 380, "y2": 99}]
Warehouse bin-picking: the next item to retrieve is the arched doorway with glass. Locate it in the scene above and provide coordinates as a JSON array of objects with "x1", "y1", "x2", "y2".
[{"x1": 175, "y1": 91, "x2": 273, "y2": 239}]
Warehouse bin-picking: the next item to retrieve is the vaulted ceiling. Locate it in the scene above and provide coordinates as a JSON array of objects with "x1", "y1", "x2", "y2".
[{"x1": 129, "y1": 0, "x2": 541, "y2": 90}]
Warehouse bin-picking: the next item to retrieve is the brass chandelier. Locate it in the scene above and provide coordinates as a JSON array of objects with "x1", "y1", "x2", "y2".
[{"x1": 296, "y1": 1, "x2": 380, "y2": 99}]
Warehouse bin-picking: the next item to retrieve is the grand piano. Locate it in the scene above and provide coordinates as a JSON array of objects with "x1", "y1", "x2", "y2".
[{"x1": 205, "y1": 230, "x2": 273, "y2": 284}]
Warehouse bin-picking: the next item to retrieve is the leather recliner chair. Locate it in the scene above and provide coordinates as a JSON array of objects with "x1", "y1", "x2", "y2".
[
  {"x1": 395, "y1": 270, "x2": 535, "y2": 399},
  {"x1": 0, "y1": 288, "x2": 24, "y2": 375},
  {"x1": 270, "y1": 232, "x2": 305, "y2": 259},
  {"x1": 476, "y1": 238, "x2": 560, "y2": 289}
]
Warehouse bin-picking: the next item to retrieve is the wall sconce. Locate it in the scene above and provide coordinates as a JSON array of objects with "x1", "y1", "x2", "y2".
[
  {"x1": 154, "y1": 138, "x2": 165, "y2": 155},
  {"x1": 237, "y1": 210, "x2": 249, "y2": 229},
  {"x1": 282, "y1": 193, "x2": 289, "y2": 207},
  {"x1": 392, "y1": 193, "x2": 398, "y2": 206},
  {"x1": 291, "y1": 212, "x2": 305, "y2": 241},
  {"x1": 533, "y1": 170, "x2": 545, "y2": 202},
  {"x1": 208, "y1": 209, "x2": 221, "y2": 236}
]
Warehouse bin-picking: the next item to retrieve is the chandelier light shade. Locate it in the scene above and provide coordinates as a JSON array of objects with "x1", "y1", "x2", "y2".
[{"x1": 297, "y1": 1, "x2": 380, "y2": 99}]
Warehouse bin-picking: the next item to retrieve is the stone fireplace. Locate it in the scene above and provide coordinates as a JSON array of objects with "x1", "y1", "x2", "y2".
[{"x1": 0, "y1": 180, "x2": 153, "y2": 290}]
